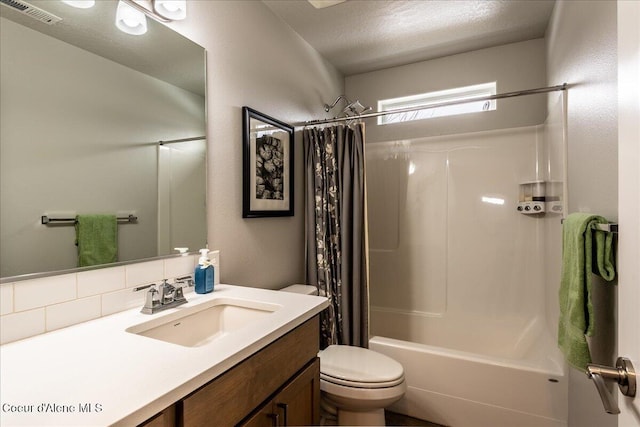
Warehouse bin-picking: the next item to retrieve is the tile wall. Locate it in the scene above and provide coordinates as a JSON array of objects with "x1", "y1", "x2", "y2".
[{"x1": 0, "y1": 251, "x2": 219, "y2": 345}]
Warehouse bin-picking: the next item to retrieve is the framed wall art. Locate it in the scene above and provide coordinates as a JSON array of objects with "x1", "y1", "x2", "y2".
[{"x1": 242, "y1": 107, "x2": 294, "y2": 218}]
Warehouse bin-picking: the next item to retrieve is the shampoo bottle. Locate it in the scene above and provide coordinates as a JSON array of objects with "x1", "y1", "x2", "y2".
[{"x1": 194, "y1": 249, "x2": 214, "y2": 294}]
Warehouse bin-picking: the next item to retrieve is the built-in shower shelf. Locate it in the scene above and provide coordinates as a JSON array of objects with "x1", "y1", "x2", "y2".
[
  {"x1": 516, "y1": 180, "x2": 564, "y2": 216},
  {"x1": 517, "y1": 181, "x2": 546, "y2": 215}
]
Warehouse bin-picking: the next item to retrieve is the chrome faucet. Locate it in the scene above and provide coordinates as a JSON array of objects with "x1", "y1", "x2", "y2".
[
  {"x1": 133, "y1": 277, "x2": 191, "y2": 314},
  {"x1": 159, "y1": 279, "x2": 176, "y2": 305}
]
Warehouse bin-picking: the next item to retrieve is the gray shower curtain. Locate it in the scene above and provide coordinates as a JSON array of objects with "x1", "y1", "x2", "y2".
[{"x1": 303, "y1": 123, "x2": 369, "y2": 349}]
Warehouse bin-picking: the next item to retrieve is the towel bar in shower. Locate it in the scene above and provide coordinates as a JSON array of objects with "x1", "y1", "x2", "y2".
[
  {"x1": 41, "y1": 214, "x2": 138, "y2": 225},
  {"x1": 596, "y1": 223, "x2": 619, "y2": 233},
  {"x1": 560, "y1": 219, "x2": 619, "y2": 233}
]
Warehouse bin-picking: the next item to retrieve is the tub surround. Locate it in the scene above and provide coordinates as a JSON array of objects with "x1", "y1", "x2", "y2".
[
  {"x1": 0, "y1": 284, "x2": 328, "y2": 426},
  {"x1": 366, "y1": 121, "x2": 568, "y2": 426}
]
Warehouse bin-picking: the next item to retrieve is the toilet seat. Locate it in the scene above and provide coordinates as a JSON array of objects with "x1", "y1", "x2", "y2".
[
  {"x1": 319, "y1": 345, "x2": 405, "y2": 389},
  {"x1": 321, "y1": 372, "x2": 405, "y2": 388}
]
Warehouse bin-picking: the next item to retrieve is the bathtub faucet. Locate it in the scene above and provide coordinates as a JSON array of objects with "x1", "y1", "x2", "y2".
[{"x1": 586, "y1": 357, "x2": 636, "y2": 414}]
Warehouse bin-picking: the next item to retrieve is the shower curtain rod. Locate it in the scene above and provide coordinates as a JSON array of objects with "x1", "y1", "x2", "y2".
[
  {"x1": 158, "y1": 136, "x2": 206, "y2": 145},
  {"x1": 297, "y1": 83, "x2": 568, "y2": 127}
]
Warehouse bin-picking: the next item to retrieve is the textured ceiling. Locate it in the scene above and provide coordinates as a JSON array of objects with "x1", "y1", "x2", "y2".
[{"x1": 263, "y1": 0, "x2": 556, "y2": 76}]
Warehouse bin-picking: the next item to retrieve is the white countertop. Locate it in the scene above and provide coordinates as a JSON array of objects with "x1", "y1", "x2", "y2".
[{"x1": 0, "y1": 285, "x2": 328, "y2": 426}]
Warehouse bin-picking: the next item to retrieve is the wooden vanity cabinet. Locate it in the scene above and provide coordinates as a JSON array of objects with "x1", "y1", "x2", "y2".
[
  {"x1": 138, "y1": 316, "x2": 320, "y2": 427},
  {"x1": 240, "y1": 358, "x2": 320, "y2": 427},
  {"x1": 182, "y1": 316, "x2": 320, "y2": 427}
]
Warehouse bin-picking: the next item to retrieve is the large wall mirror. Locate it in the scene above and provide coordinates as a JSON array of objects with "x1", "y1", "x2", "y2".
[{"x1": 0, "y1": 0, "x2": 207, "y2": 280}]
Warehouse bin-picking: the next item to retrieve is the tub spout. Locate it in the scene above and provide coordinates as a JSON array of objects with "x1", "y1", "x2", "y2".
[{"x1": 586, "y1": 357, "x2": 636, "y2": 415}]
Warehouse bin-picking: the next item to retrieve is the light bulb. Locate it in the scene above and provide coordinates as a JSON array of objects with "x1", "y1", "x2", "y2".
[
  {"x1": 115, "y1": 1, "x2": 147, "y2": 36},
  {"x1": 153, "y1": 0, "x2": 186, "y2": 20},
  {"x1": 61, "y1": 0, "x2": 95, "y2": 8}
]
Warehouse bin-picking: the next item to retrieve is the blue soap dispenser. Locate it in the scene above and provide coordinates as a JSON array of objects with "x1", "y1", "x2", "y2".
[{"x1": 194, "y1": 249, "x2": 214, "y2": 294}]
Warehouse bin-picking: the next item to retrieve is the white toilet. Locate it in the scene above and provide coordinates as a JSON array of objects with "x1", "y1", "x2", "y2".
[
  {"x1": 280, "y1": 285, "x2": 406, "y2": 426},
  {"x1": 319, "y1": 345, "x2": 406, "y2": 426}
]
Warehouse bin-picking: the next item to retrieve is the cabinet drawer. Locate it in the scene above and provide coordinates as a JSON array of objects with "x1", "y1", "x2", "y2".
[{"x1": 182, "y1": 316, "x2": 319, "y2": 427}]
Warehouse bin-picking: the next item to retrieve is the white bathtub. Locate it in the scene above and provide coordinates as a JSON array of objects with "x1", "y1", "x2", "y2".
[{"x1": 370, "y1": 312, "x2": 568, "y2": 427}]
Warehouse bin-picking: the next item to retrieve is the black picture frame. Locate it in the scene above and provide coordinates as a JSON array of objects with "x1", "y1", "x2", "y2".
[{"x1": 242, "y1": 107, "x2": 294, "y2": 218}]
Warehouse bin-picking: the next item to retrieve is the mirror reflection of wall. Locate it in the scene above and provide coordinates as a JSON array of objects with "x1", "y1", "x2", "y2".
[
  {"x1": 157, "y1": 139, "x2": 207, "y2": 257},
  {"x1": 0, "y1": 2, "x2": 206, "y2": 279}
]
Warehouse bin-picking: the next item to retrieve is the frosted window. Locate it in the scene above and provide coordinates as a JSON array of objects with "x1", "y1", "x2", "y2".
[{"x1": 377, "y1": 82, "x2": 496, "y2": 125}]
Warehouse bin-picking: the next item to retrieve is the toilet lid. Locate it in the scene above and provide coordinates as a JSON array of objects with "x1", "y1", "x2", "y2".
[{"x1": 318, "y1": 345, "x2": 404, "y2": 387}]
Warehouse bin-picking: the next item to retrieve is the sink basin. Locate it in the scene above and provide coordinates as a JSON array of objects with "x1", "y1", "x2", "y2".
[{"x1": 126, "y1": 297, "x2": 280, "y2": 347}]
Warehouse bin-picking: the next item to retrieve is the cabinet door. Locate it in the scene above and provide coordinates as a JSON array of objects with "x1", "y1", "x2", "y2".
[
  {"x1": 273, "y1": 358, "x2": 321, "y2": 427},
  {"x1": 137, "y1": 405, "x2": 176, "y2": 427},
  {"x1": 241, "y1": 405, "x2": 278, "y2": 427},
  {"x1": 240, "y1": 358, "x2": 320, "y2": 427}
]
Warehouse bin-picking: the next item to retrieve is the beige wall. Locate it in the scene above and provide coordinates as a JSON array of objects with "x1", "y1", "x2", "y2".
[
  {"x1": 546, "y1": 2, "x2": 618, "y2": 427},
  {"x1": 168, "y1": 1, "x2": 344, "y2": 289},
  {"x1": 345, "y1": 38, "x2": 547, "y2": 143}
]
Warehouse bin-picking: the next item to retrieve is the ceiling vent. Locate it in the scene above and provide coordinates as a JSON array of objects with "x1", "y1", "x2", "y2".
[{"x1": 0, "y1": 0, "x2": 62, "y2": 25}]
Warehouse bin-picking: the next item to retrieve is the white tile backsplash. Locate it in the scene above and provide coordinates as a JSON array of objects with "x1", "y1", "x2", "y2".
[
  {"x1": 78, "y1": 266, "x2": 125, "y2": 298},
  {"x1": 0, "y1": 309, "x2": 45, "y2": 345},
  {"x1": 14, "y1": 274, "x2": 77, "y2": 312},
  {"x1": 46, "y1": 296, "x2": 101, "y2": 332},
  {"x1": 125, "y1": 260, "x2": 164, "y2": 288},
  {"x1": 1, "y1": 284, "x2": 13, "y2": 315},
  {"x1": 101, "y1": 288, "x2": 146, "y2": 316},
  {"x1": 0, "y1": 250, "x2": 220, "y2": 344},
  {"x1": 164, "y1": 254, "x2": 196, "y2": 279}
]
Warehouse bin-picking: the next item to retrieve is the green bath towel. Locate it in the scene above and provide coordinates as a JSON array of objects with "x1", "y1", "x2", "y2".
[
  {"x1": 558, "y1": 213, "x2": 616, "y2": 370},
  {"x1": 75, "y1": 214, "x2": 118, "y2": 267}
]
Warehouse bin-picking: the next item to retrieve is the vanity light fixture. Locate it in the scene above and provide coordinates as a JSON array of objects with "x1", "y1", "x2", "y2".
[
  {"x1": 62, "y1": 0, "x2": 187, "y2": 36},
  {"x1": 153, "y1": 0, "x2": 186, "y2": 20},
  {"x1": 115, "y1": 0, "x2": 187, "y2": 35},
  {"x1": 117, "y1": 0, "x2": 187, "y2": 23},
  {"x1": 61, "y1": 0, "x2": 95, "y2": 8},
  {"x1": 115, "y1": 0, "x2": 148, "y2": 35}
]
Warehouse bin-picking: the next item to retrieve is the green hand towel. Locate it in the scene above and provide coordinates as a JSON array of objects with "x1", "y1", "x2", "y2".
[
  {"x1": 558, "y1": 213, "x2": 616, "y2": 370},
  {"x1": 75, "y1": 214, "x2": 118, "y2": 267}
]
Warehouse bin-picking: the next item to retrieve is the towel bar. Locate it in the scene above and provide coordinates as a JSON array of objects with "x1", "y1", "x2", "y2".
[
  {"x1": 560, "y1": 219, "x2": 618, "y2": 233},
  {"x1": 596, "y1": 223, "x2": 619, "y2": 233},
  {"x1": 41, "y1": 214, "x2": 138, "y2": 225}
]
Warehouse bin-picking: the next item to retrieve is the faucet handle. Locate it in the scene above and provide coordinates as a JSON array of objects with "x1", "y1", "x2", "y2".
[
  {"x1": 133, "y1": 284, "x2": 160, "y2": 314},
  {"x1": 132, "y1": 283, "x2": 156, "y2": 292},
  {"x1": 173, "y1": 276, "x2": 192, "y2": 303},
  {"x1": 176, "y1": 275, "x2": 194, "y2": 287}
]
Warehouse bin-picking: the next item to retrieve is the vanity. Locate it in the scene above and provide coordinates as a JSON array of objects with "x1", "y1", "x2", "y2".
[{"x1": 0, "y1": 285, "x2": 328, "y2": 426}]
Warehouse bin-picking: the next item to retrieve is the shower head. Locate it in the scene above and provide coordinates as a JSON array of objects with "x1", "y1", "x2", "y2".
[
  {"x1": 343, "y1": 100, "x2": 372, "y2": 116},
  {"x1": 324, "y1": 95, "x2": 372, "y2": 117}
]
